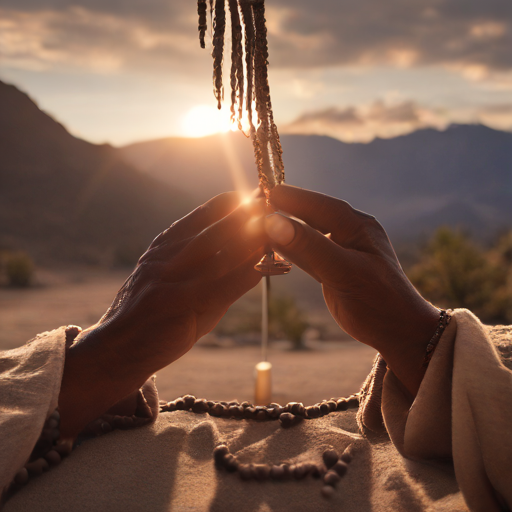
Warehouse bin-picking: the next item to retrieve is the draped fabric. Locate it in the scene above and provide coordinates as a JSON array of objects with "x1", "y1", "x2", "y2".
[{"x1": 1, "y1": 309, "x2": 511, "y2": 511}]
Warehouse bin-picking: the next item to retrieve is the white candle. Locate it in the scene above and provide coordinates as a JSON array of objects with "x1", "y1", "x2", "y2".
[{"x1": 255, "y1": 361, "x2": 272, "y2": 405}]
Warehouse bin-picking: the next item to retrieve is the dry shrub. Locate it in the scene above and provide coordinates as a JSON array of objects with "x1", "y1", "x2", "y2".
[
  {"x1": 4, "y1": 251, "x2": 35, "y2": 287},
  {"x1": 409, "y1": 227, "x2": 512, "y2": 324}
]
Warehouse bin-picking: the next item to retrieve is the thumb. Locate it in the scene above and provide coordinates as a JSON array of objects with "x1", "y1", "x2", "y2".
[{"x1": 264, "y1": 213, "x2": 349, "y2": 283}]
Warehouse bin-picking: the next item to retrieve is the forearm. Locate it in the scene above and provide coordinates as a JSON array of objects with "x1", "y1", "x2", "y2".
[
  {"x1": 58, "y1": 329, "x2": 151, "y2": 440},
  {"x1": 373, "y1": 299, "x2": 440, "y2": 398}
]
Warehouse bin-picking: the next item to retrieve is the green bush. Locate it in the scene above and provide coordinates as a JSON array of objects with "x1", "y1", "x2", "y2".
[
  {"x1": 5, "y1": 251, "x2": 35, "y2": 287},
  {"x1": 409, "y1": 227, "x2": 512, "y2": 324}
]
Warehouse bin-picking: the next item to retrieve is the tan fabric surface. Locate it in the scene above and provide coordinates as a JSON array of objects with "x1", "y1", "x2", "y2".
[
  {"x1": 0, "y1": 328, "x2": 66, "y2": 499},
  {"x1": 4, "y1": 408, "x2": 466, "y2": 512},
  {"x1": 2, "y1": 309, "x2": 511, "y2": 511},
  {"x1": 366, "y1": 309, "x2": 512, "y2": 512}
]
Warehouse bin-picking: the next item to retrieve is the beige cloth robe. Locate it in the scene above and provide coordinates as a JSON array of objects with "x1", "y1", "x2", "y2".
[{"x1": 1, "y1": 309, "x2": 511, "y2": 511}]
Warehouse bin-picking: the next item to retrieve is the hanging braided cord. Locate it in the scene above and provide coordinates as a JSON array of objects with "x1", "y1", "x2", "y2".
[{"x1": 197, "y1": 0, "x2": 284, "y2": 199}]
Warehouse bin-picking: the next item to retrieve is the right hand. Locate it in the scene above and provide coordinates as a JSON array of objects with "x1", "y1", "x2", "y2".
[{"x1": 267, "y1": 184, "x2": 439, "y2": 397}]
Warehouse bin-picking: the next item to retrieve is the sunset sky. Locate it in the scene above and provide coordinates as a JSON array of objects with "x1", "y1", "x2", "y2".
[{"x1": 1, "y1": 0, "x2": 511, "y2": 145}]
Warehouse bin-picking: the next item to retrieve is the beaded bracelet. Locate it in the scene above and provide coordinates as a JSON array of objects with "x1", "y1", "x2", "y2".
[{"x1": 423, "y1": 309, "x2": 452, "y2": 367}]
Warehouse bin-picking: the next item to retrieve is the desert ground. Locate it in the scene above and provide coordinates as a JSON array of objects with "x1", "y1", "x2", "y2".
[{"x1": 0, "y1": 267, "x2": 377, "y2": 405}]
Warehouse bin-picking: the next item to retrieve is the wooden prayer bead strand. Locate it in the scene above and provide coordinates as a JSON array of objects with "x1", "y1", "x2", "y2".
[{"x1": 159, "y1": 394, "x2": 361, "y2": 428}]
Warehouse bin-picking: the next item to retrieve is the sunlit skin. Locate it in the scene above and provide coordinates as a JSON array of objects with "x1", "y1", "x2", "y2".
[{"x1": 58, "y1": 186, "x2": 438, "y2": 439}]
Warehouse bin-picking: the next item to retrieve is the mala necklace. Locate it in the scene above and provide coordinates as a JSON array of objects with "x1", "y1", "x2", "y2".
[
  {"x1": 161, "y1": 393, "x2": 360, "y2": 498},
  {"x1": 197, "y1": 0, "x2": 284, "y2": 200}
]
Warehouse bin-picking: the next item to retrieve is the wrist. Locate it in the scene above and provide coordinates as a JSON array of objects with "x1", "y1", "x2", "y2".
[
  {"x1": 377, "y1": 299, "x2": 440, "y2": 398},
  {"x1": 58, "y1": 327, "x2": 149, "y2": 439}
]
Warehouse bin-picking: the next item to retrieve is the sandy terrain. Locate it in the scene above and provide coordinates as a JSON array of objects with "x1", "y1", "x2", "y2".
[{"x1": 0, "y1": 268, "x2": 377, "y2": 403}]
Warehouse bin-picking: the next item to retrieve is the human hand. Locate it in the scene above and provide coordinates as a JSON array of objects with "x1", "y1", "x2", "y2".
[
  {"x1": 59, "y1": 192, "x2": 266, "y2": 437},
  {"x1": 267, "y1": 185, "x2": 439, "y2": 397}
]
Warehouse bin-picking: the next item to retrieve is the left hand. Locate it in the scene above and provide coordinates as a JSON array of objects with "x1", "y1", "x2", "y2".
[{"x1": 59, "y1": 192, "x2": 266, "y2": 438}]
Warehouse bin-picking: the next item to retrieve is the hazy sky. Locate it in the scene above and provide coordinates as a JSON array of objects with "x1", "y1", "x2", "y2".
[{"x1": 1, "y1": 0, "x2": 511, "y2": 145}]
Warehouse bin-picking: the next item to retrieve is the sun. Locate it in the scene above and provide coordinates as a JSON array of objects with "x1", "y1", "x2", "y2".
[{"x1": 182, "y1": 104, "x2": 235, "y2": 138}]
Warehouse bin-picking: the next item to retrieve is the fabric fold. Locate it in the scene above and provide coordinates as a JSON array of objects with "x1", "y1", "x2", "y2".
[{"x1": 360, "y1": 308, "x2": 512, "y2": 512}]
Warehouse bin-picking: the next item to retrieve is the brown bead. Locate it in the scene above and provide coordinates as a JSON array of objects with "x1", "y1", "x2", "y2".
[
  {"x1": 303, "y1": 463, "x2": 314, "y2": 475},
  {"x1": 269, "y1": 465, "x2": 285, "y2": 480},
  {"x1": 210, "y1": 404, "x2": 224, "y2": 417},
  {"x1": 336, "y1": 399, "x2": 348, "y2": 411},
  {"x1": 192, "y1": 399, "x2": 209, "y2": 413},
  {"x1": 224, "y1": 454, "x2": 239, "y2": 472},
  {"x1": 221, "y1": 405, "x2": 232, "y2": 418},
  {"x1": 174, "y1": 399, "x2": 185, "y2": 410},
  {"x1": 322, "y1": 449, "x2": 339, "y2": 468},
  {"x1": 256, "y1": 410, "x2": 267, "y2": 421},
  {"x1": 122, "y1": 416, "x2": 134, "y2": 428},
  {"x1": 292, "y1": 463, "x2": 308, "y2": 480},
  {"x1": 290, "y1": 402, "x2": 305, "y2": 416},
  {"x1": 101, "y1": 422, "x2": 113, "y2": 434},
  {"x1": 269, "y1": 403, "x2": 280, "y2": 409},
  {"x1": 281, "y1": 464, "x2": 292, "y2": 479},
  {"x1": 213, "y1": 444, "x2": 229, "y2": 466},
  {"x1": 238, "y1": 464, "x2": 253, "y2": 480},
  {"x1": 333, "y1": 460, "x2": 348, "y2": 477},
  {"x1": 49, "y1": 410, "x2": 60, "y2": 422},
  {"x1": 326, "y1": 401, "x2": 337, "y2": 412},
  {"x1": 26, "y1": 458, "x2": 49, "y2": 476},
  {"x1": 220, "y1": 401, "x2": 229, "y2": 406},
  {"x1": 320, "y1": 403, "x2": 330, "y2": 415},
  {"x1": 240, "y1": 401, "x2": 251, "y2": 408},
  {"x1": 44, "y1": 450, "x2": 61, "y2": 466},
  {"x1": 228, "y1": 400, "x2": 239, "y2": 406},
  {"x1": 229, "y1": 406, "x2": 244, "y2": 418},
  {"x1": 55, "y1": 441, "x2": 73, "y2": 457},
  {"x1": 279, "y1": 412, "x2": 294, "y2": 428},
  {"x1": 46, "y1": 418, "x2": 59, "y2": 430},
  {"x1": 183, "y1": 395, "x2": 196, "y2": 409},
  {"x1": 165, "y1": 401, "x2": 177, "y2": 412},
  {"x1": 322, "y1": 485, "x2": 335, "y2": 498},
  {"x1": 207, "y1": 400, "x2": 216, "y2": 408},
  {"x1": 324, "y1": 470, "x2": 340, "y2": 486},
  {"x1": 267, "y1": 407, "x2": 277, "y2": 418},
  {"x1": 253, "y1": 464, "x2": 271, "y2": 481},
  {"x1": 244, "y1": 407, "x2": 257, "y2": 419},
  {"x1": 306, "y1": 406, "x2": 321, "y2": 419},
  {"x1": 14, "y1": 468, "x2": 29, "y2": 486}
]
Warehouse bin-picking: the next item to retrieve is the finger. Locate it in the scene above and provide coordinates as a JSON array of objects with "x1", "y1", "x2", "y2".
[
  {"x1": 210, "y1": 215, "x2": 267, "y2": 277},
  {"x1": 264, "y1": 212, "x2": 351, "y2": 283},
  {"x1": 209, "y1": 251, "x2": 263, "y2": 306},
  {"x1": 170, "y1": 198, "x2": 266, "y2": 270},
  {"x1": 150, "y1": 191, "x2": 243, "y2": 248},
  {"x1": 269, "y1": 184, "x2": 373, "y2": 246}
]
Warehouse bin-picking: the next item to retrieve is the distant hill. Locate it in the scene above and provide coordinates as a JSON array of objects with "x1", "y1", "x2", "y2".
[
  {"x1": 0, "y1": 81, "x2": 192, "y2": 264},
  {"x1": 120, "y1": 125, "x2": 512, "y2": 244}
]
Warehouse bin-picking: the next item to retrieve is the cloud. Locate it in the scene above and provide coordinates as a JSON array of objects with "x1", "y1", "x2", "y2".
[
  {"x1": 0, "y1": 5, "x2": 204, "y2": 76},
  {"x1": 0, "y1": 0, "x2": 510, "y2": 80},
  {"x1": 283, "y1": 100, "x2": 512, "y2": 142}
]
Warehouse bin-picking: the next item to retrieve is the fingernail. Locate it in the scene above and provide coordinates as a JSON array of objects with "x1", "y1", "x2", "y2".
[{"x1": 264, "y1": 213, "x2": 295, "y2": 246}]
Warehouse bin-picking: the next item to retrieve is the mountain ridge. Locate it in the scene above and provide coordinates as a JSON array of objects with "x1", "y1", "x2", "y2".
[
  {"x1": 120, "y1": 124, "x2": 512, "y2": 244},
  {"x1": 0, "y1": 80, "x2": 193, "y2": 264}
]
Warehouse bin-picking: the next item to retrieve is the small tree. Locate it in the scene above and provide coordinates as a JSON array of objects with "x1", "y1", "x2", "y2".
[
  {"x1": 5, "y1": 251, "x2": 35, "y2": 287},
  {"x1": 409, "y1": 227, "x2": 510, "y2": 323}
]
